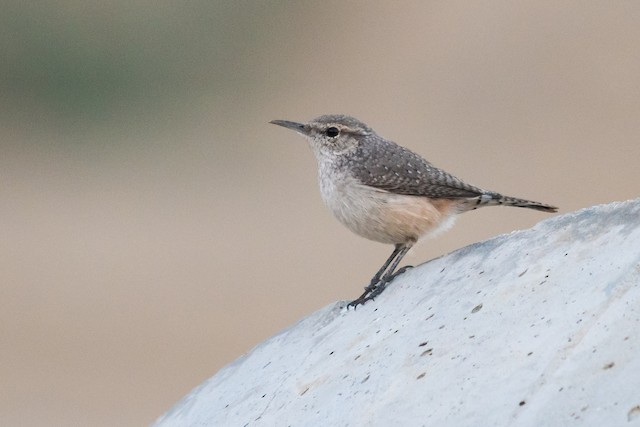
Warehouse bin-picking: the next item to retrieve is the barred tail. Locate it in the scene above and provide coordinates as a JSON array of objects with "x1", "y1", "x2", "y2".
[{"x1": 472, "y1": 192, "x2": 558, "y2": 213}]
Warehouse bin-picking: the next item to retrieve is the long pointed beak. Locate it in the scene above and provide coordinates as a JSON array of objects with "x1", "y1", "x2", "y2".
[{"x1": 269, "y1": 119, "x2": 308, "y2": 136}]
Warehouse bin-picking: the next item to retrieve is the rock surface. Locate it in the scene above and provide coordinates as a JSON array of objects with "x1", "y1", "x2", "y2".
[{"x1": 154, "y1": 199, "x2": 640, "y2": 427}]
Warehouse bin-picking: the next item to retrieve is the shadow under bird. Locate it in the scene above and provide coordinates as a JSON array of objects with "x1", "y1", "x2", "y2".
[{"x1": 271, "y1": 115, "x2": 557, "y2": 307}]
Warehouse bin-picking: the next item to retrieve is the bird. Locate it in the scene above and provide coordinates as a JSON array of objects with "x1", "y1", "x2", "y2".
[{"x1": 270, "y1": 115, "x2": 557, "y2": 307}]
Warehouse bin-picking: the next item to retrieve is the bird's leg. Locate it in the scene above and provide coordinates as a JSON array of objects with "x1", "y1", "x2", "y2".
[
  {"x1": 348, "y1": 244, "x2": 412, "y2": 308},
  {"x1": 349, "y1": 245, "x2": 404, "y2": 308},
  {"x1": 364, "y1": 245, "x2": 412, "y2": 301},
  {"x1": 366, "y1": 244, "x2": 405, "y2": 290},
  {"x1": 380, "y1": 245, "x2": 413, "y2": 283}
]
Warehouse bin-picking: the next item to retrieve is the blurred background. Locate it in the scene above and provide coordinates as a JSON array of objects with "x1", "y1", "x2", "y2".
[{"x1": 1, "y1": 1, "x2": 639, "y2": 425}]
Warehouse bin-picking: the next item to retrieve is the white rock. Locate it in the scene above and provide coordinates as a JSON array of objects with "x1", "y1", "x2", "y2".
[{"x1": 154, "y1": 199, "x2": 640, "y2": 427}]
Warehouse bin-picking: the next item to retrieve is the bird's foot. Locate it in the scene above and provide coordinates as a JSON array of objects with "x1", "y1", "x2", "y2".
[
  {"x1": 347, "y1": 265, "x2": 414, "y2": 309},
  {"x1": 388, "y1": 265, "x2": 413, "y2": 280},
  {"x1": 347, "y1": 288, "x2": 379, "y2": 309},
  {"x1": 347, "y1": 284, "x2": 377, "y2": 309}
]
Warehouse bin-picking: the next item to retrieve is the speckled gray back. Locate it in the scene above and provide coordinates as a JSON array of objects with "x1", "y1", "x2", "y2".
[{"x1": 343, "y1": 133, "x2": 486, "y2": 199}]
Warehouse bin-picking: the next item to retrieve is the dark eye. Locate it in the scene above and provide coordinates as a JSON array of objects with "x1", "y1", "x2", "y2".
[{"x1": 326, "y1": 127, "x2": 340, "y2": 138}]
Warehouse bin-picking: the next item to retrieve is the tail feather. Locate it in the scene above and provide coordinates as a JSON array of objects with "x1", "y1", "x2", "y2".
[{"x1": 470, "y1": 192, "x2": 558, "y2": 213}]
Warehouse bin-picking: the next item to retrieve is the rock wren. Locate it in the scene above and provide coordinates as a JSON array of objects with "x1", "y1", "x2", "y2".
[{"x1": 270, "y1": 115, "x2": 557, "y2": 307}]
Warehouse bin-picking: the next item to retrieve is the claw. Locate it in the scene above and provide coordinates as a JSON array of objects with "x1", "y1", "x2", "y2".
[{"x1": 348, "y1": 265, "x2": 414, "y2": 309}]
